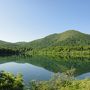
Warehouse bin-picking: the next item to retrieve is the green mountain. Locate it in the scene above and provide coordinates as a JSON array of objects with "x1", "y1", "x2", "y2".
[
  {"x1": 0, "y1": 30, "x2": 90, "y2": 56},
  {"x1": 0, "y1": 40, "x2": 18, "y2": 48},
  {"x1": 25, "y1": 30, "x2": 90, "y2": 49},
  {"x1": 0, "y1": 30, "x2": 90, "y2": 49}
]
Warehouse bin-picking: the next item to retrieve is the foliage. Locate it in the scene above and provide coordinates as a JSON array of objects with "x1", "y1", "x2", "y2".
[
  {"x1": 0, "y1": 70, "x2": 90, "y2": 90},
  {"x1": 29, "y1": 45, "x2": 90, "y2": 57},
  {"x1": 27, "y1": 72, "x2": 90, "y2": 90},
  {"x1": 0, "y1": 71, "x2": 24, "y2": 90}
]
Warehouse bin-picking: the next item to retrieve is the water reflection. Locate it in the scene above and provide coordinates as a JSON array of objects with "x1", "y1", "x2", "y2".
[
  {"x1": 0, "y1": 62, "x2": 53, "y2": 83},
  {"x1": 0, "y1": 55, "x2": 90, "y2": 83},
  {"x1": 77, "y1": 72, "x2": 90, "y2": 79}
]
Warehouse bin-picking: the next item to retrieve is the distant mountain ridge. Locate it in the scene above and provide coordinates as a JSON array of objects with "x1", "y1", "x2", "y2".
[
  {"x1": 0, "y1": 40, "x2": 18, "y2": 48},
  {"x1": 0, "y1": 30, "x2": 90, "y2": 49}
]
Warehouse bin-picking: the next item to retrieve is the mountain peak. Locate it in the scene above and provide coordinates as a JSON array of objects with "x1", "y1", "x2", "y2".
[
  {"x1": 0, "y1": 30, "x2": 90, "y2": 49},
  {"x1": 27, "y1": 30, "x2": 90, "y2": 48},
  {"x1": 62, "y1": 30, "x2": 83, "y2": 34}
]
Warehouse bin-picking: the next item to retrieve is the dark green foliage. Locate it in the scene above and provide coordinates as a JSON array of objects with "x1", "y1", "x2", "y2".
[
  {"x1": 0, "y1": 41, "x2": 33, "y2": 56},
  {"x1": 0, "y1": 71, "x2": 24, "y2": 90},
  {"x1": 0, "y1": 48, "x2": 20, "y2": 56}
]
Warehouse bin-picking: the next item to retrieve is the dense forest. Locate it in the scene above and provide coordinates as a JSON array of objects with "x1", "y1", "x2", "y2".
[
  {"x1": 0, "y1": 30, "x2": 90, "y2": 57},
  {"x1": 26, "y1": 45, "x2": 90, "y2": 58}
]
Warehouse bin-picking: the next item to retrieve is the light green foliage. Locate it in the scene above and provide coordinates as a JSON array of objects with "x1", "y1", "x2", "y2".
[
  {"x1": 0, "y1": 70, "x2": 90, "y2": 90},
  {"x1": 35, "y1": 45, "x2": 90, "y2": 57},
  {"x1": 28, "y1": 72, "x2": 90, "y2": 90}
]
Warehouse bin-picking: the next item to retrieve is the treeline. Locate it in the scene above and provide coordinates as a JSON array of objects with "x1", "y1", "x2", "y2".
[
  {"x1": 0, "y1": 45, "x2": 90, "y2": 57},
  {"x1": 0, "y1": 46, "x2": 33, "y2": 56},
  {"x1": 27, "y1": 46, "x2": 90, "y2": 57},
  {"x1": 38, "y1": 46, "x2": 90, "y2": 52},
  {"x1": 0, "y1": 48, "x2": 20, "y2": 56}
]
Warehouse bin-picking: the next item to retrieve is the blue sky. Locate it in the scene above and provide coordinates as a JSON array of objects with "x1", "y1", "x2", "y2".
[{"x1": 0, "y1": 0, "x2": 90, "y2": 42}]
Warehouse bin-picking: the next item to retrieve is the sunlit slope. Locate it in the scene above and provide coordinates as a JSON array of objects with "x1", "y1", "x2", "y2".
[
  {"x1": 26, "y1": 30, "x2": 90, "y2": 48},
  {"x1": 0, "y1": 30, "x2": 90, "y2": 49}
]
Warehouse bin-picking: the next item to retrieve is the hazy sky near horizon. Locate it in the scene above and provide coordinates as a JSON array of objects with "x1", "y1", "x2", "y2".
[{"x1": 0, "y1": 0, "x2": 90, "y2": 42}]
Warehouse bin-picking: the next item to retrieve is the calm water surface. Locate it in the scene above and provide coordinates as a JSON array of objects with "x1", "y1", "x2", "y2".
[
  {"x1": 0, "y1": 56, "x2": 90, "y2": 83},
  {"x1": 0, "y1": 62, "x2": 53, "y2": 83}
]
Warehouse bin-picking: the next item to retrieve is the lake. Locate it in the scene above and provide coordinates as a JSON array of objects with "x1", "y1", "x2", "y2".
[{"x1": 0, "y1": 55, "x2": 90, "y2": 84}]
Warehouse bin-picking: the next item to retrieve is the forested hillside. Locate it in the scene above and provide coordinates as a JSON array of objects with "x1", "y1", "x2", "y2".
[
  {"x1": 25, "y1": 30, "x2": 90, "y2": 49},
  {"x1": 0, "y1": 30, "x2": 90, "y2": 56}
]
